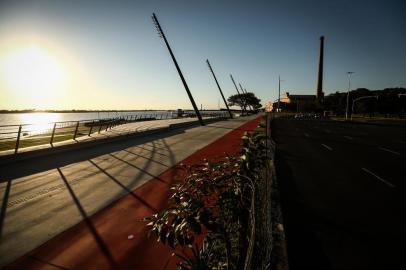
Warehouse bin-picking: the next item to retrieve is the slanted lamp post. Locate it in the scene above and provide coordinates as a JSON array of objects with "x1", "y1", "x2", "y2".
[
  {"x1": 230, "y1": 74, "x2": 246, "y2": 114},
  {"x1": 345, "y1": 71, "x2": 354, "y2": 120},
  {"x1": 206, "y1": 59, "x2": 233, "y2": 119},
  {"x1": 152, "y1": 13, "x2": 204, "y2": 126}
]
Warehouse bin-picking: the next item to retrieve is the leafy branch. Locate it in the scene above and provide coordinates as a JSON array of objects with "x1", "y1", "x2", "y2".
[{"x1": 145, "y1": 122, "x2": 270, "y2": 269}]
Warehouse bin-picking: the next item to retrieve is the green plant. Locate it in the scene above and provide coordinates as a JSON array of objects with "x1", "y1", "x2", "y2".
[
  {"x1": 145, "y1": 156, "x2": 246, "y2": 269},
  {"x1": 145, "y1": 121, "x2": 271, "y2": 269}
]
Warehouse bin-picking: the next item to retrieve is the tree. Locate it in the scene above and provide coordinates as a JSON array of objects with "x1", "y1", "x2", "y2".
[
  {"x1": 323, "y1": 87, "x2": 406, "y2": 117},
  {"x1": 227, "y1": 92, "x2": 262, "y2": 111}
]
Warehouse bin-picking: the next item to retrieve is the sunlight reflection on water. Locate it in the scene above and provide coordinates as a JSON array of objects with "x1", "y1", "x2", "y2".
[{"x1": 18, "y1": 113, "x2": 60, "y2": 134}]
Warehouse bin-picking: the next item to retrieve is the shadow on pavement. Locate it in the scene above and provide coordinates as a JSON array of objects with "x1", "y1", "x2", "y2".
[
  {"x1": 0, "y1": 180, "x2": 11, "y2": 241},
  {"x1": 0, "y1": 128, "x2": 185, "y2": 182},
  {"x1": 274, "y1": 148, "x2": 332, "y2": 270},
  {"x1": 123, "y1": 148, "x2": 170, "y2": 168},
  {"x1": 57, "y1": 168, "x2": 119, "y2": 269},
  {"x1": 88, "y1": 160, "x2": 158, "y2": 213}
]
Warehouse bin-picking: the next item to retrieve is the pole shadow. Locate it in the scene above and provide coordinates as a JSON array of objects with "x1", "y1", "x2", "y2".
[
  {"x1": 0, "y1": 179, "x2": 11, "y2": 241},
  {"x1": 122, "y1": 149, "x2": 170, "y2": 168},
  {"x1": 108, "y1": 153, "x2": 168, "y2": 185},
  {"x1": 132, "y1": 145, "x2": 171, "y2": 157},
  {"x1": 87, "y1": 160, "x2": 158, "y2": 213},
  {"x1": 160, "y1": 139, "x2": 177, "y2": 167},
  {"x1": 57, "y1": 168, "x2": 119, "y2": 269},
  {"x1": 0, "y1": 127, "x2": 186, "y2": 183}
]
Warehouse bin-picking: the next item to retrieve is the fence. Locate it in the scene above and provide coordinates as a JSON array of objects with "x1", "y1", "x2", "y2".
[
  {"x1": 244, "y1": 112, "x2": 274, "y2": 270},
  {"x1": 0, "y1": 111, "x2": 229, "y2": 154}
]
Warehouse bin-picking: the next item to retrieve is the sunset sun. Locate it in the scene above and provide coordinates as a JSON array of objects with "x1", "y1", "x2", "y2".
[{"x1": 0, "y1": 45, "x2": 67, "y2": 108}]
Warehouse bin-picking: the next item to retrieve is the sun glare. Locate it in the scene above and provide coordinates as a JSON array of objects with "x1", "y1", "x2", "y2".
[
  {"x1": 18, "y1": 112, "x2": 61, "y2": 134},
  {"x1": 0, "y1": 46, "x2": 67, "y2": 108}
]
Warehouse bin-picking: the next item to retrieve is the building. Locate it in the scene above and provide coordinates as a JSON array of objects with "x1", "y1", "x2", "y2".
[
  {"x1": 277, "y1": 92, "x2": 320, "y2": 112},
  {"x1": 280, "y1": 92, "x2": 316, "y2": 104},
  {"x1": 274, "y1": 36, "x2": 325, "y2": 112}
]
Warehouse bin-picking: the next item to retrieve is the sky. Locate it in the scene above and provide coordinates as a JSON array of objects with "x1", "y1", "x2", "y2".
[{"x1": 0, "y1": 0, "x2": 405, "y2": 110}]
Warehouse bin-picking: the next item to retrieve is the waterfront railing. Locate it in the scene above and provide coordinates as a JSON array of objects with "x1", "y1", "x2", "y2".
[{"x1": 0, "y1": 111, "x2": 228, "y2": 154}]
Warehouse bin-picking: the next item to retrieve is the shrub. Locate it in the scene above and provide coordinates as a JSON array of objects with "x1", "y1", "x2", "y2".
[{"x1": 145, "y1": 124, "x2": 270, "y2": 269}]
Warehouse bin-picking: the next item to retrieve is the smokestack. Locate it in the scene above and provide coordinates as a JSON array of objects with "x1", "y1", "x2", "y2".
[{"x1": 316, "y1": 36, "x2": 324, "y2": 100}]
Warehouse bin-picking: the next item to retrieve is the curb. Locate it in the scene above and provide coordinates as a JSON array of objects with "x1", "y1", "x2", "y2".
[{"x1": 268, "y1": 115, "x2": 290, "y2": 270}]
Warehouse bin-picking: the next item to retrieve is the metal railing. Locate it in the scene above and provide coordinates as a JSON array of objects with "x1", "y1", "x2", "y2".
[
  {"x1": 244, "y1": 112, "x2": 274, "y2": 269},
  {"x1": 0, "y1": 111, "x2": 229, "y2": 154}
]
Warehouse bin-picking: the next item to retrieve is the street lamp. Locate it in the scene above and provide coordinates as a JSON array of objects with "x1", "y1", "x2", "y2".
[
  {"x1": 270, "y1": 99, "x2": 279, "y2": 113},
  {"x1": 277, "y1": 76, "x2": 284, "y2": 113},
  {"x1": 351, "y1": 95, "x2": 378, "y2": 121},
  {"x1": 345, "y1": 72, "x2": 354, "y2": 120}
]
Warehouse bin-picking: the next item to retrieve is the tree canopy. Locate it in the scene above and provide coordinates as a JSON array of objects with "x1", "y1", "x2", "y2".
[
  {"x1": 272, "y1": 87, "x2": 406, "y2": 117},
  {"x1": 323, "y1": 88, "x2": 406, "y2": 116},
  {"x1": 227, "y1": 92, "x2": 262, "y2": 110}
]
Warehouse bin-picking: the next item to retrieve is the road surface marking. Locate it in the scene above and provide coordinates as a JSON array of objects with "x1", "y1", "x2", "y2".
[
  {"x1": 362, "y1": 168, "x2": 395, "y2": 188},
  {"x1": 344, "y1": 136, "x2": 353, "y2": 140},
  {"x1": 378, "y1": 147, "x2": 400, "y2": 155},
  {"x1": 304, "y1": 133, "x2": 309, "y2": 138},
  {"x1": 321, "y1": 144, "x2": 333, "y2": 151}
]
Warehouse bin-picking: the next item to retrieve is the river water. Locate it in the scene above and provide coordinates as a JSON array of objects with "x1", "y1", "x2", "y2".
[
  {"x1": 0, "y1": 111, "x2": 180, "y2": 139},
  {"x1": 0, "y1": 110, "x2": 223, "y2": 139},
  {"x1": 0, "y1": 111, "x2": 175, "y2": 126}
]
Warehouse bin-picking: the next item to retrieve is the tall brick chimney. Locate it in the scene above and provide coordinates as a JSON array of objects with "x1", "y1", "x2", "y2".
[{"x1": 316, "y1": 36, "x2": 324, "y2": 100}]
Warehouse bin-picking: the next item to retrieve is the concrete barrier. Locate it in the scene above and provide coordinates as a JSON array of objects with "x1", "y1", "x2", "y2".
[{"x1": 0, "y1": 126, "x2": 172, "y2": 165}]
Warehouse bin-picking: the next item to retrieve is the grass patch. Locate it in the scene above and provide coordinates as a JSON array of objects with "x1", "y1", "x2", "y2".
[{"x1": 0, "y1": 125, "x2": 97, "y2": 152}]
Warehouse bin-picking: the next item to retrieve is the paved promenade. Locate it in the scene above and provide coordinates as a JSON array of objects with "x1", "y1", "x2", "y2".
[
  {"x1": 0, "y1": 114, "x2": 261, "y2": 269},
  {"x1": 0, "y1": 116, "x2": 220, "y2": 157}
]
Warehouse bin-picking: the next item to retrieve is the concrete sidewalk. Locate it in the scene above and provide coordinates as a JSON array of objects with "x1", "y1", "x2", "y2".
[
  {"x1": 0, "y1": 114, "x2": 261, "y2": 268},
  {"x1": 0, "y1": 116, "x2": 224, "y2": 164}
]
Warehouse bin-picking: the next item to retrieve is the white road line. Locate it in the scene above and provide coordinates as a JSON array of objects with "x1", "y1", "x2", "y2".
[
  {"x1": 304, "y1": 133, "x2": 309, "y2": 138},
  {"x1": 321, "y1": 143, "x2": 333, "y2": 151},
  {"x1": 353, "y1": 132, "x2": 368, "y2": 136},
  {"x1": 362, "y1": 168, "x2": 395, "y2": 188},
  {"x1": 378, "y1": 147, "x2": 400, "y2": 156},
  {"x1": 344, "y1": 136, "x2": 353, "y2": 140}
]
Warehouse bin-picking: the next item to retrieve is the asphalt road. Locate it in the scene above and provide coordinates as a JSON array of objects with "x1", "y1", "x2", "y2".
[{"x1": 272, "y1": 118, "x2": 405, "y2": 270}]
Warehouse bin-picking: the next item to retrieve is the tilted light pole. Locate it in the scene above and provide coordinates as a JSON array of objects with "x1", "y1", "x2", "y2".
[
  {"x1": 238, "y1": 83, "x2": 245, "y2": 94},
  {"x1": 239, "y1": 83, "x2": 252, "y2": 111},
  {"x1": 152, "y1": 13, "x2": 204, "y2": 126},
  {"x1": 230, "y1": 74, "x2": 246, "y2": 114},
  {"x1": 244, "y1": 88, "x2": 254, "y2": 110},
  {"x1": 351, "y1": 95, "x2": 378, "y2": 121},
  {"x1": 206, "y1": 59, "x2": 233, "y2": 119},
  {"x1": 345, "y1": 71, "x2": 354, "y2": 121},
  {"x1": 230, "y1": 74, "x2": 241, "y2": 95}
]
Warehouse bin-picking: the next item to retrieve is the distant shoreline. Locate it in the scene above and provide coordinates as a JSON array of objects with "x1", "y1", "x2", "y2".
[
  {"x1": 0, "y1": 109, "x2": 229, "y2": 114},
  {"x1": 0, "y1": 109, "x2": 168, "y2": 114}
]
